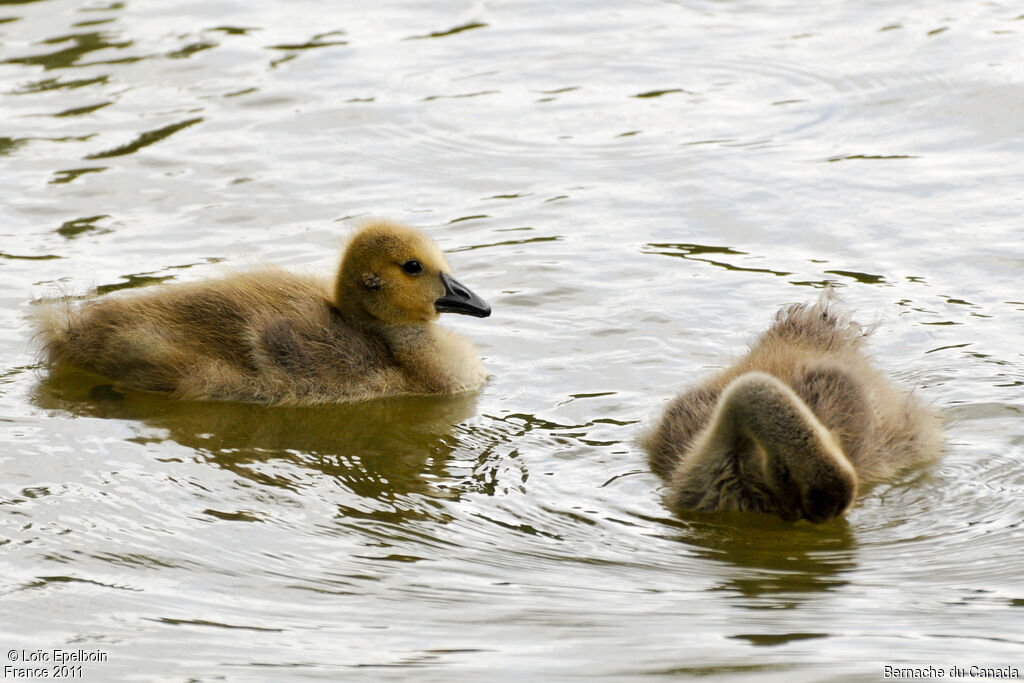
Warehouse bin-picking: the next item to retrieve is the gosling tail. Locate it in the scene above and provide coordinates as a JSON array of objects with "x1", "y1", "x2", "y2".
[{"x1": 677, "y1": 371, "x2": 858, "y2": 522}]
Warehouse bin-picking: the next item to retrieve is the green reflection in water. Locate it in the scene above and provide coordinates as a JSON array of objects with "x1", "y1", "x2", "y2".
[
  {"x1": 32, "y1": 366, "x2": 482, "y2": 518},
  {"x1": 662, "y1": 509, "x2": 857, "y2": 605},
  {"x1": 85, "y1": 117, "x2": 203, "y2": 159},
  {"x1": 82, "y1": 260, "x2": 227, "y2": 294},
  {"x1": 56, "y1": 214, "x2": 110, "y2": 238},
  {"x1": 50, "y1": 166, "x2": 106, "y2": 184},
  {"x1": 823, "y1": 269, "x2": 886, "y2": 284},
  {"x1": 406, "y1": 22, "x2": 487, "y2": 41},
  {"x1": 0, "y1": 136, "x2": 24, "y2": 155},
  {"x1": 94, "y1": 273, "x2": 175, "y2": 295},
  {"x1": 53, "y1": 101, "x2": 112, "y2": 117},
  {"x1": 448, "y1": 234, "x2": 561, "y2": 253},
  {"x1": 166, "y1": 41, "x2": 217, "y2": 60},
  {"x1": 0, "y1": 0, "x2": 51, "y2": 7},
  {"x1": 211, "y1": 26, "x2": 257, "y2": 36},
  {"x1": 632, "y1": 88, "x2": 690, "y2": 98},
  {"x1": 645, "y1": 242, "x2": 793, "y2": 277},
  {"x1": 732, "y1": 632, "x2": 827, "y2": 647},
  {"x1": 14, "y1": 75, "x2": 109, "y2": 94},
  {"x1": 5, "y1": 31, "x2": 134, "y2": 70},
  {"x1": 825, "y1": 154, "x2": 918, "y2": 162},
  {"x1": 1, "y1": 251, "x2": 61, "y2": 261},
  {"x1": 266, "y1": 31, "x2": 347, "y2": 51}
]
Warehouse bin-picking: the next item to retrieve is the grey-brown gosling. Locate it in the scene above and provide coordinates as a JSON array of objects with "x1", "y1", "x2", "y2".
[
  {"x1": 641, "y1": 295, "x2": 942, "y2": 523},
  {"x1": 33, "y1": 220, "x2": 492, "y2": 404}
]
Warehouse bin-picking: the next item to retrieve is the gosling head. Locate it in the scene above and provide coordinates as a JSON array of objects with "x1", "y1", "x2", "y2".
[{"x1": 335, "y1": 220, "x2": 491, "y2": 325}]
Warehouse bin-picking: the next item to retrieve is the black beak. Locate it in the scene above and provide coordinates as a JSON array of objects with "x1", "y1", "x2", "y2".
[{"x1": 435, "y1": 272, "x2": 491, "y2": 318}]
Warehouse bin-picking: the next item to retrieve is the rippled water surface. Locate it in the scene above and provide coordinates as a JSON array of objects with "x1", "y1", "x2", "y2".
[{"x1": 2, "y1": 1, "x2": 1023, "y2": 680}]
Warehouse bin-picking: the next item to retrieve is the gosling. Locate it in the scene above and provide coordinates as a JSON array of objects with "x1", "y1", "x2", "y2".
[
  {"x1": 641, "y1": 295, "x2": 942, "y2": 523},
  {"x1": 33, "y1": 220, "x2": 491, "y2": 404}
]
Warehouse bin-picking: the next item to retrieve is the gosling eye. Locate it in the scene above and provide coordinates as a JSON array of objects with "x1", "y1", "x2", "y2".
[{"x1": 401, "y1": 259, "x2": 423, "y2": 275}]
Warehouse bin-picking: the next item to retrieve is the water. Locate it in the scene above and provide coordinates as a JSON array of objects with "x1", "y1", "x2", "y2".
[{"x1": 2, "y1": 0, "x2": 1023, "y2": 680}]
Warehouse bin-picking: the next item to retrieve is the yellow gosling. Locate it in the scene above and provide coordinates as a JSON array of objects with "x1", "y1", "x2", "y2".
[
  {"x1": 641, "y1": 295, "x2": 942, "y2": 523},
  {"x1": 33, "y1": 220, "x2": 491, "y2": 404}
]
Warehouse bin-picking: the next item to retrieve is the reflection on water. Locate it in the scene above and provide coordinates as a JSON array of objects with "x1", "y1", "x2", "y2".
[
  {"x1": 645, "y1": 242, "x2": 794, "y2": 278},
  {"x1": 5, "y1": 30, "x2": 135, "y2": 72},
  {"x1": 32, "y1": 366, "x2": 479, "y2": 514},
  {"x1": 672, "y1": 512, "x2": 857, "y2": 603}
]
